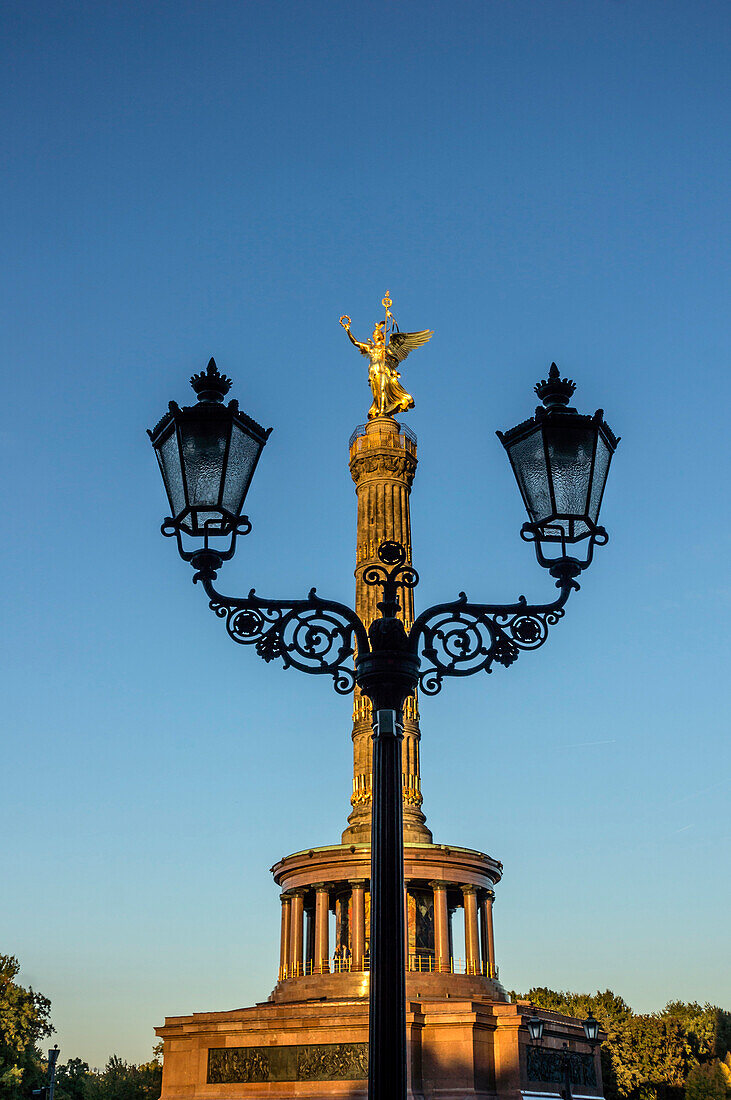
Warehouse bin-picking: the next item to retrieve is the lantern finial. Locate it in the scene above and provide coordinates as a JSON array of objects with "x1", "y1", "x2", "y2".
[
  {"x1": 535, "y1": 362, "x2": 576, "y2": 410},
  {"x1": 190, "y1": 357, "x2": 232, "y2": 403}
]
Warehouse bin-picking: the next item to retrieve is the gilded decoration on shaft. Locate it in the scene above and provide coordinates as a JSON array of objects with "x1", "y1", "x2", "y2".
[
  {"x1": 352, "y1": 772, "x2": 372, "y2": 806},
  {"x1": 526, "y1": 1048, "x2": 597, "y2": 1088},
  {"x1": 207, "y1": 1043, "x2": 369, "y2": 1084},
  {"x1": 341, "y1": 292, "x2": 433, "y2": 420}
]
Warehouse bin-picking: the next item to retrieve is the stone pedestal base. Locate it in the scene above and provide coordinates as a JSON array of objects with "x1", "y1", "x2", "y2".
[{"x1": 156, "y1": 998, "x2": 603, "y2": 1100}]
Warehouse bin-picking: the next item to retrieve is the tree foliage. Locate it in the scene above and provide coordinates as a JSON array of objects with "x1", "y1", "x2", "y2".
[
  {"x1": 55, "y1": 1058, "x2": 92, "y2": 1100},
  {"x1": 82, "y1": 1055, "x2": 161, "y2": 1100},
  {"x1": 719, "y1": 1053, "x2": 731, "y2": 1092},
  {"x1": 684, "y1": 1062, "x2": 728, "y2": 1100},
  {"x1": 513, "y1": 988, "x2": 731, "y2": 1100},
  {"x1": 54, "y1": 1054, "x2": 161, "y2": 1100},
  {"x1": 0, "y1": 954, "x2": 52, "y2": 1098}
]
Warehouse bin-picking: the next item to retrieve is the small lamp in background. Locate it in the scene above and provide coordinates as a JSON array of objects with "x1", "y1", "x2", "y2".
[
  {"x1": 527, "y1": 1016, "x2": 545, "y2": 1043},
  {"x1": 583, "y1": 1011, "x2": 600, "y2": 1044}
]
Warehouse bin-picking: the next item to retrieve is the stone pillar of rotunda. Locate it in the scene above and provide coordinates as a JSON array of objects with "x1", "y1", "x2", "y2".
[
  {"x1": 313, "y1": 884, "x2": 330, "y2": 974},
  {"x1": 350, "y1": 880, "x2": 366, "y2": 971},
  {"x1": 482, "y1": 887, "x2": 497, "y2": 977},
  {"x1": 278, "y1": 893, "x2": 292, "y2": 980},
  {"x1": 431, "y1": 881, "x2": 450, "y2": 973},
  {"x1": 342, "y1": 416, "x2": 432, "y2": 844},
  {"x1": 462, "y1": 884, "x2": 481, "y2": 975},
  {"x1": 289, "y1": 890, "x2": 305, "y2": 978}
]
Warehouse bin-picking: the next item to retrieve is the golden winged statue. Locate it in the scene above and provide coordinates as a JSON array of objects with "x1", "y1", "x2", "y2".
[{"x1": 340, "y1": 292, "x2": 433, "y2": 420}]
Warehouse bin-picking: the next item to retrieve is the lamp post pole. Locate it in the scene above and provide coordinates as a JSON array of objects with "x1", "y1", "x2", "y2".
[
  {"x1": 369, "y1": 709, "x2": 407, "y2": 1099},
  {"x1": 562, "y1": 1044, "x2": 574, "y2": 1100},
  {"x1": 148, "y1": 352, "x2": 618, "y2": 1100},
  {"x1": 48, "y1": 1047, "x2": 59, "y2": 1100}
]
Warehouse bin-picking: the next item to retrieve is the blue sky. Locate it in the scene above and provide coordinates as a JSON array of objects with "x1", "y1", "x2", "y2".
[{"x1": 1, "y1": 0, "x2": 729, "y2": 1068}]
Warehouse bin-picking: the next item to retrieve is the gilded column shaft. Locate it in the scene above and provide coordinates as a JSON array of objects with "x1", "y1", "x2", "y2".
[{"x1": 342, "y1": 416, "x2": 431, "y2": 844}]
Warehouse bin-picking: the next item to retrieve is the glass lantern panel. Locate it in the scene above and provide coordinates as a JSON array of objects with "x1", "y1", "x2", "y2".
[
  {"x1": 547, "y1": 424, "x2": 595, "y2": 517},
  {"x1": 178, "y1": 415, "x2": 228, "y2": 509},
  {"x1": 222, "y1": 423, "x2": 263, "y2": 516},
  {"x1": 190, "y1": 509, "x2": 227, "y2": 535},
  {"x1": 588, "y1": 435, "x2": 611, "y2": 524},
  {"x1": 158, "y1": 430, "x2": 186, "y2": 518},
  {"x1": 507, "y1": 430, "x2": 552, "y2": 523}
]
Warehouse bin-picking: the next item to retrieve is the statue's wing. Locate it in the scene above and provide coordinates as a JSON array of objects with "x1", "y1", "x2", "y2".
[{"x1": 386, "y1": 329, "x2": 434, "y2": 366}]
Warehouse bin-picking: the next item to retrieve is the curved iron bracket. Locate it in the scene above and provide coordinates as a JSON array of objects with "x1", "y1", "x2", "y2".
[
  {"x1": 408, "y1": 585, "x2": 573, "y2": 697},
  {"x1": 192, "y1": 552, "x2": 370, "y2": 696}
]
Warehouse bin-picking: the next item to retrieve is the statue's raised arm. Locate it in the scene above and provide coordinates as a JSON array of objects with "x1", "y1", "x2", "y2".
[
  {"x1": 340, "y1": 293, "x2": 433, "y2": 420},
  {"x1": 339, "y1": 315, "x2": 370, "y2": 356}
]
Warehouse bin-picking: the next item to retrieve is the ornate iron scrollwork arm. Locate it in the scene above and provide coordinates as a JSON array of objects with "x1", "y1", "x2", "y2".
[
  {"x1": 362, "y1": 540, "x2": 419, "y2": 618},
  {"x1": 409, "y1": 586, "x2": 572, "y2": 697},
  {"x1": 194, "y1": 557, "x2": 369, "y2": 696}
]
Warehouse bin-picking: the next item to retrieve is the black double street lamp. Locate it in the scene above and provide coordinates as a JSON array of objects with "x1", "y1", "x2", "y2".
[
  {"x1": 149, "y1": 357, "x2": 619, "y2": 1100},
  {"x1": 527, "y1": 1013, "x2": 602, "y2": 1100}
]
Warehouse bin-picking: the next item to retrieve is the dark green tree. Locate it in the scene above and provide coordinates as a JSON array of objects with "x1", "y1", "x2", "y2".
[
  {"x1": 684, "y1": 1062, "x2": 728, "y2": 1100},
  {"x1": 0, "y1": 954, "x2": 52, "y2": 1098},
  {"x1": 83, "y1": 1054, "x2": 161, "y2": 1100},
  {"x1": 55, "y1": 1057, "x2": 91, "y2": 1100}
]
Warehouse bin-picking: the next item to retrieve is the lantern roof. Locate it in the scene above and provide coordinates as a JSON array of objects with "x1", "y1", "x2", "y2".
[
  {"x1": 147, "y1": 358, "x2": 270, "y2": 448},
  {"x1": 497, "y1": 362, "x2": 620, "y2": 453}
]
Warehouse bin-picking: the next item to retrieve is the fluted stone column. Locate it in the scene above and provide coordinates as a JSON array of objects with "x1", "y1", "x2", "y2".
[
  {"x1": 342, "y1": 417, "x2": 432, "y2": 845},
  {"x1": 314, "y1": 884, "x2": 330, "y2": 974},
  {"x1": 289, "y1": 890, "x2": 305, "y2": 978},
  {"x1": 351, "y1": 880, "x2": 366, "y2": 971},
  {"x1": 482, "y1": 888, "x2": 496, "y2": 977},
  {"x1": 462, "y1": 885, "x2": 480, "y2": 975},
  {"x1": 305, "y1": 905, "x2": 315, "y2": 973},
  {"x1": 431, "y1": 881, "x2": 450, "y2": 973},
  {"x1": 279, "y1": 893, "x2": 292, "y2": 980}
]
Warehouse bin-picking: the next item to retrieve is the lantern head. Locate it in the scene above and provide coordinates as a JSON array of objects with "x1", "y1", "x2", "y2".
[
  {"x1": 149, "y1": 358, "x2": 271, "y2": 566},
  {"x1": 497, "y1": 364, "x2": 619, "y2": 583}
]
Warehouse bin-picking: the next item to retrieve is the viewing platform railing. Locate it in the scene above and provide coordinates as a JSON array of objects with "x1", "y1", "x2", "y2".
[
  {"x1": 348, "y1": 421, "x2": 417, "y2": 448},
  {"x1": 279, "y1": 955, "x2": 499, "y2": 980}
]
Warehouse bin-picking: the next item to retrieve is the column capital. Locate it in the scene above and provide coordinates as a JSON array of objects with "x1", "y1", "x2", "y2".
[
  {"x1": 461, "y1": 883, "x2": 478, "y2": 896},
  {"x1": 290, "y1": 887, "x2": 308, "y2": 899},
  {"x1": 429, "y1": 879, "x2": 450, "y2": 891},
  {"x1": 310, "y1": 882, "x2": 331, "y2": 893},
  {"x1": 349, "y1": 879, "x2": 367, "y2": 889},
  {"x1": 280, "y1": 892, "x2": 294, "y2": 902},
  {"x1": 484, "y1": 887, "x2": 496, "y2": 902}
]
